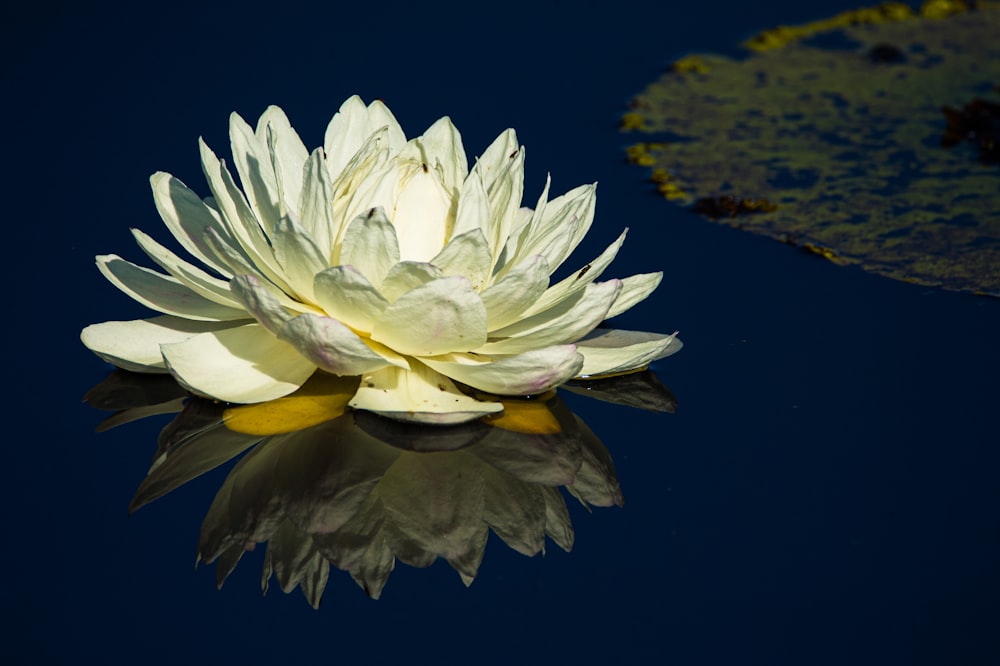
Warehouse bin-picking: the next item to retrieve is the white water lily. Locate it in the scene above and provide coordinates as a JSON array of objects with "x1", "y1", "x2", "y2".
[{"x1": 81, "y1": 96, "x2": 681, "y2": 424}]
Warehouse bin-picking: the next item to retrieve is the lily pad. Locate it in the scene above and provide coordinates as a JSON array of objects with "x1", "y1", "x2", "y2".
[{"x1": 622, "y1": 1, "x2": 1000, "y2": 296}]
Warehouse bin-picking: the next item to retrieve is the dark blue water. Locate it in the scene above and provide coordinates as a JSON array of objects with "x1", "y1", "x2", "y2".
[{"x1": 8, "y1": 1, "x2": 999, "y2": 663}]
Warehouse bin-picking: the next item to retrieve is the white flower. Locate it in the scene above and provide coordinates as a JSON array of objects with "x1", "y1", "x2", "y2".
[{"x1": 81, "y1": 96, "x2": 682, "y2": 424}]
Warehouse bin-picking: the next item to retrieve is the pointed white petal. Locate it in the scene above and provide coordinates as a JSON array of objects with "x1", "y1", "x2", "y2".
[
  {"x1": 451, "y1": 168, "x2": 489, "y2": 240},
  {"x1": 298, "y1": 148, "x2": 336, "y2": 255},
  {"x1": 161, "y1": 323, "x2": 316, "y2": 403},
  {"x1": 324, "y1": 95, "x2": 372, "y2": 179},
  {"x1": 479, "y1": 255, "x2": 550, "y2": 331},
  {"x1": 575, "y1": 329, "x2": 682, "y2": 378},
  {"x1": 419, "y1": 116, "x2": 468, "y2": 194},
  {"x1": 313, "y1": 265, "x2": 389, "y2": 333},
  {"x1": 131, "y1": 228, "x2": 243, "y2": 309},
  {"x1": 606, "y1": 272, "x2": 663, "y2": 319},
  {"x1": 257, "y1": 106, "x2": 308, "y2": 211},
  {"x1": 524, "y1": 228, "x2": 628, "y2": 317},
  {"x1": 478, "y1": 280, "x2": 622, "y2": 355},
  {"x1": 514, "y1": 183, "x2": 594, "y2": 273},
  {"x1": 272, "y1": 213, "x2": 329, "y2": 303},
  {"x1": 371, "y1": 276, "x2": 487, "y2": 356},
  {"x1": 365, "y1": 99, "x2": 407, "y2": 153},
  {"x1": 97, "y1": 254, "x2": 249, "y2": 321},
  {"x1": 379, "y1": 261, "x2": 443, "y2": 302},
  {"x1": 475, "y1": 129, "x2": 519, "y2": 190},
  {"x1": 81, "y1": 316, "x2": 240, "y2": 371},
  {"x1": 422, "y1": 345, "x2": 584, "y2": 396},
  {"x1": 429, "y1": 229, "x2": 492, "y2": 291},
  {"x1": 278, "y1": 313, "x2": 398, "y2": 375},
  {"x1": 149, "y1": 172, "x2": 233, "y2": 277},
  {"x1": 349, "y1": 364, "x2": 502, "y2": 424},
  {"x1": 391, "y1": 160, "x2": 453, "y2": 262},
  {"x1": 229, "y1": 112, "x2": 281, "y2": 235},
  {"x1": 338, "y1": 207, "x2": 400, "y2": 288}
]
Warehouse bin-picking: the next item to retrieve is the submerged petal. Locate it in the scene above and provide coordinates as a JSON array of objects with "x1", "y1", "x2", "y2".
[
  {"x1": 349, "y1": 364, "x2": 502, "y2": 424},
  {"x1": 161, "y1": 323, "x2": 316, "y2": 403}
]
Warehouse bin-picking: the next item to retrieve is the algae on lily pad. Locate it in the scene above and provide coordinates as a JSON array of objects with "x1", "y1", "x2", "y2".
[{"x1": 623, "y1": 1, "x2": 1000, "y2": 296}]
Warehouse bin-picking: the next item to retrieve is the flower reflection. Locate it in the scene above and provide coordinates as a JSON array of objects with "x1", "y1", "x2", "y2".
[{"x1": 85, "y1": 369, "x2": 675, "y2": 606}]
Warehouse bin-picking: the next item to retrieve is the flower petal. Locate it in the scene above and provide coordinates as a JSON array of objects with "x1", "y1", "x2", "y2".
[
  {"x1": 298, "y1": 147, "x2": 336, "y2": 256},
  {"x1": 257, "y1": 105, "x2": 309, "y2": 212},
  {"x1": 229, "y1": 112, "x2": 281, "y2": 235},
  {"x1": 606, "y1": 272, "x2": 663, "y2": 319},
  {"x1": 161, "y1": 323, "x2": 316, "y2": 403},
  {"x1": 477, "y1": 280, "x2": 622, "y2": 355},
  {"x1": 379, "y1": 261, "x2": 443, "y2": 303},
  {"x1": 371, "y1": 276, "x2": 487, "y2": 356},
  {"x1": 523, "y1": 228, "x2": 628, "y2": 317},
  {"x1": 574, "y1": 329, "x2": 682, "y2": 378},
  {"x1": 479, "y1": 254, "x2": 551, "y2": 331},
  {"x1": 149, "y1": 172, "x2": 233, "y2": 277},
  {"x1": 278, "y1": 313, "x2": 399, "y2": 375},
  {"x1": 81, "y1": 316, "x2": 238, "y2": 371},
  {"x1": 131, "y1": 228, "x2": 244, "y2": 310},
  {"x1": 390, "y1": 159, "x2": 453, "y2": 262},
  {"x1": 422, "y1": 345, "x2": 584, "y2": 395},
  {"x1": 349, "y1": 364, "x2": 502, "y2": 424},
  {"x1": 272, "y1": 213, "x2": 329, "y2": 303},
  {"x1": 230, "y1": 275, "x2": 292, "y2": 334},
  {"x1": 451, "y1": 163, "x2": 489, "y2": 240},
  {"x1": 97, "y1": 254, "x2": 249, "y2": 321},
  {"x1": 429, "y1": 228, "x2": 492, "y2": 291},
  {"x1": 313, "y1": 265, "x2": 389, "y2": 333},
  {"x1": 338, "y1": 207, "x2": 400, "y2": 288},
  {"x1": 418, "y1": 116, "x2": 468, "y2": 194}
]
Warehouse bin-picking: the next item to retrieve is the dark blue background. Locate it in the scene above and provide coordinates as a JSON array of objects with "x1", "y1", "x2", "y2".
[{"x1": 7, "y1": 1, "x2": 999, "y2": 663}]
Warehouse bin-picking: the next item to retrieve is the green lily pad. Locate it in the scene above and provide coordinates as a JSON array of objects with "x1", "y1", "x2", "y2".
[{"x1": 622, "y1": 1, "x2": 1000, "y2": 296}]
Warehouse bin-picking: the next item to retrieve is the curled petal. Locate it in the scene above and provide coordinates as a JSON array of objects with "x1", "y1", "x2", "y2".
[
  {"x1": 161, "y1": 323, "x2": 317, "y2": 403},
  {"x1": 575, "y1": 329, "x2": 682, "y2": 378},
  {"x1": 422, "y1": 345, "x2": 584, "y2": 396},
  {"x1": 606, "y1": 272, "x2": 663, "y2": 319},
  {"x1": 349, "y1": 364, "x2": 503, "y2": 424},
  {"x1": 278, "y1": 313, "x2": 401, "y2": 375},
  {"x1": 371, "y1": 276, "x2": 487, "y2": 356}
]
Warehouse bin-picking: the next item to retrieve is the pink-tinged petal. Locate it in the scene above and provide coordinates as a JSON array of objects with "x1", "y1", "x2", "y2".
[
  {"x1": 161, "y1": 323, "x2": 316, "y2": 403},
  {"x1": 313, "y1": 265, "x2": 389, "y2": 333},
  {"x1": 278, "y1": 313, "x2": 400, "y2": 375},
  {"x1": 338, "y1": 207, "x2": 400, "y2": 288},
  {"x1": 477, "y1": 280, "x2": 622, "y2": 355},
  {"x1": 422, "y1": 345, "x2": 584, "y2": 396},
  {"x1": 574, "y1": 329, "x2": 682, "y2": 377},
  {"x1": 81, "y1": 316, "x2": 241, "y2": 372},
  {"x1": 230, "y1": 275, "x2": 292, "y2": 334},
  {"x1": 349, "y1": 365, "x2": 502, "y2": 424},
  {"x1": 97, "y1": 254, "x2": 249, "y2": 321},
  {"x1": 149, "y1": 172, "x2": 233, "y2": 277},
  {"x1": 479, "y1": 255, "x2": 550, "y2": 331},
  {"x1": 606, "y1": 272, "x2": 663, "y2": 319},
  {"x1": 371, "y1": 276, "x2": 487, "y2": 357}
]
